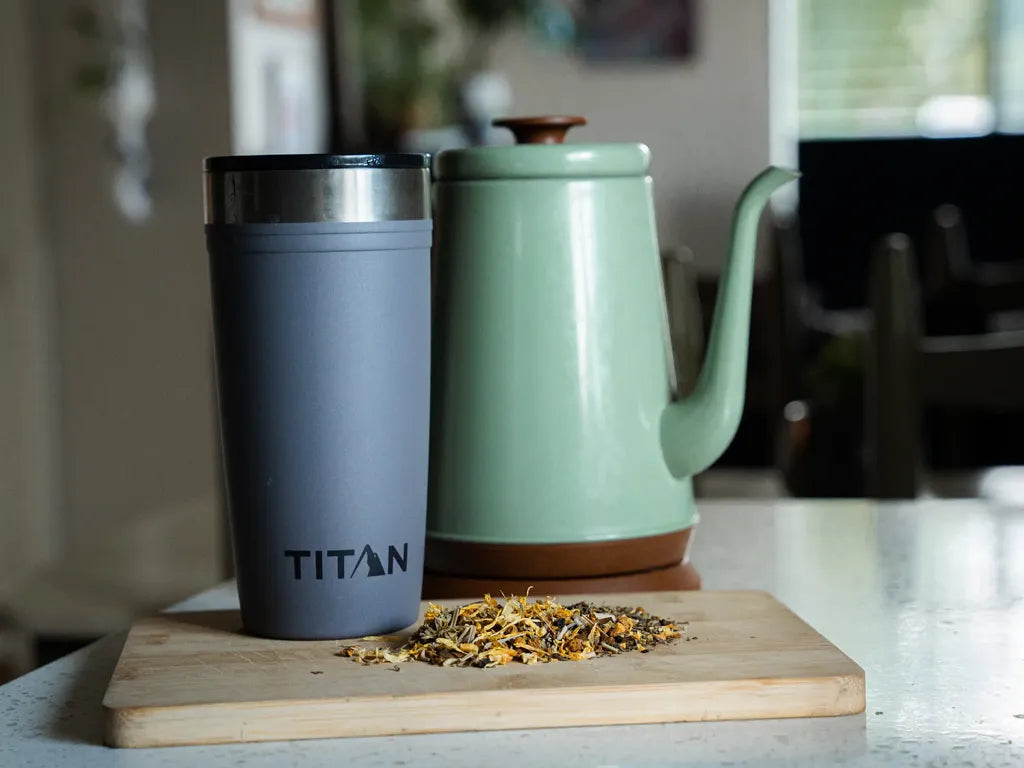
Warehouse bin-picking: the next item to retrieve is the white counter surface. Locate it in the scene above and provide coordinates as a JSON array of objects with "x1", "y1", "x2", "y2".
[{"x1": 2, "y1": 499, "x2": 1023, "y2": 766}]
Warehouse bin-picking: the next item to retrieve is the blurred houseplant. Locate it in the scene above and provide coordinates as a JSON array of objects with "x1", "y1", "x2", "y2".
[
  {"x1": 355, "y1": 0, "x2": 450, "y2": 150},
  {"x1": 349, "y1": 0, "x2": 572, "y2": 150},
  {"x1": 70, "y1": 1, "x2": 156, "y2": 222}
]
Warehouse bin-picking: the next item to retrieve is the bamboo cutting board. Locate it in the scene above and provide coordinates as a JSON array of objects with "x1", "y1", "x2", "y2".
[{"x1": 103, "y1": 590, "x2": 864, "y2": 748}]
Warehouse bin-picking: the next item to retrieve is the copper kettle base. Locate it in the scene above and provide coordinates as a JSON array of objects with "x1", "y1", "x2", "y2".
[
  {"x1": 422, "y1": 561, "x2": 701, "y2": 600},
  {"x1": 426, "y1": 527, "x2": 696, "y2": 580}
]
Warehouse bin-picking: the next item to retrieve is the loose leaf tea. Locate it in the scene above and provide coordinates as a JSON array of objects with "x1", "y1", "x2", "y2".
[{"x1": 337, "y1": 594, "x2": 683, "y2": 668}]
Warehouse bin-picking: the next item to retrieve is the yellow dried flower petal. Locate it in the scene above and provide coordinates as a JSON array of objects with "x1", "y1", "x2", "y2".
[{"x1": 337, "y1": 594, "x2": 683, "y2": 669}]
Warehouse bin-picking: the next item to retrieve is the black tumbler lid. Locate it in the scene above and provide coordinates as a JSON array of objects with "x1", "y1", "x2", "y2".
[{"x1": 203, "y1": 153, "x2": 429, "y2": 173}]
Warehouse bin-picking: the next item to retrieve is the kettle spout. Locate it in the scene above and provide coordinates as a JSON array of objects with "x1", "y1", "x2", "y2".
[{"x1": 661, "y1": 166, "x2": 799, "y2": 478}]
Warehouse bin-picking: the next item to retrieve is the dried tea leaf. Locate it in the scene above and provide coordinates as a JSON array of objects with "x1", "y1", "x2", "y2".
[{"x1": 337, "y1": 594, "x2": 683, "y2": 669}]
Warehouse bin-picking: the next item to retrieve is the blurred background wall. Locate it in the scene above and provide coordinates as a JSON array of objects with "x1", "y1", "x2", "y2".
[
  {"x1": 0, "y1": 0, "x2": 59, "y2": 593},
  {"x1": 1, "y1": 0, "x2": 231, "y2": 636}
]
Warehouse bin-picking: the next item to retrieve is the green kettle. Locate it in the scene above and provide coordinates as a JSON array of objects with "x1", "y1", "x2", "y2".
[{"x1": 426, "y1": 115, "x2": 797, "y2": 585}]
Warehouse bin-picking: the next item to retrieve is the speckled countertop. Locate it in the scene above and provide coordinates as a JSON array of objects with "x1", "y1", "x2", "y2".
[{"x1": 2, "y1": 499, "x2": 1023, "y2": 767}]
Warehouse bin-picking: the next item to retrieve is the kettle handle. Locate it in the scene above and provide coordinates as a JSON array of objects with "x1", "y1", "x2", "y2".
[{"x1": 493, "y1": 116, "x2": 587, "y2": 144}]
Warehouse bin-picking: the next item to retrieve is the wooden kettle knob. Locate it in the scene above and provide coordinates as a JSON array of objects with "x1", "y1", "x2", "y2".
[{"x1": 492, "y1": 116, "x2": 587, "y2": 144}]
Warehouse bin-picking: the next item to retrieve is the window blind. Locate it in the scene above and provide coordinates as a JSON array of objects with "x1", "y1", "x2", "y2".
[{"x1": 798, "y1": 0, "x2": 994, "y2": 138}]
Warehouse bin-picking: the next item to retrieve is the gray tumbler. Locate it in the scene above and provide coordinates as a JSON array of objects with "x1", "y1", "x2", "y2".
[{"x1": 203, "y1": 154, "x2": 431, "y2": 639}]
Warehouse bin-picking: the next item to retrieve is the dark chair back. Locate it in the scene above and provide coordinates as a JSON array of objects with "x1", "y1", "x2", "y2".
[{"x1": 865, "y1": 234, "x2": 1024, "y2": 498}]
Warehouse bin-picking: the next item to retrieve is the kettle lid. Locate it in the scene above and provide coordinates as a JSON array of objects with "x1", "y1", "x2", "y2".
[{"x1": 434, "y1": 115, "x2": 650, "y2": 181}]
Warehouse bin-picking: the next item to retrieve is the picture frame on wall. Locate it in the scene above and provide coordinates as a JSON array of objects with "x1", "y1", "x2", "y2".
[
  {"x1": 228, "y1": 0, "x2": 328, "y2": 154},
  {"x1": 575, "y1": 0, "x2": 697, "y2": 62}
]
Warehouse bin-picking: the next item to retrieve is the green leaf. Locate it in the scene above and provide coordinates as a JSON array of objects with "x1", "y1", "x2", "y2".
[
  {"x1": 74, "y1": 62, "x2": 110, "y2": 93},
  {"x1": 69, "y1": 5, "x2": 104, "y2": 39}
]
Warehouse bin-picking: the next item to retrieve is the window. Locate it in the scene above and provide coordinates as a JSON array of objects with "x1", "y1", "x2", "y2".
[{"x1": 797, "y1": 0, "x2": 1024, "y2": 138}]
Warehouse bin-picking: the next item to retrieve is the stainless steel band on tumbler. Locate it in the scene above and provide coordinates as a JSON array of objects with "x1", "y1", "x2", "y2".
[{"x1": 203, "y1": 153, "x2": 431, "y2": 225}]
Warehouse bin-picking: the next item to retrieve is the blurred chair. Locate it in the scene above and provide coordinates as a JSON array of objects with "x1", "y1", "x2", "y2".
[
  {"x1": 766, "y1": 211, "x2": 873, "y2": 395},
  {"x1": 922, "y1": 204, "x2": 986, "y2": 336},
  {"x1": 865, "y1": 234, "x2": 1024, "y2": 499},
  {"x1": 923, "y1": 204, "x2": 973, "y2": 297},
  {"x1": 767, "y1": 211, "x2": 810, "y2": 406},
  {"x1": 683, "y1": 212, "x2": 865, "y2": 481},
  {"x1": 924, "y1": 204, "x2": 1024, "y2": 332},
  {"x1": 768, "y1": 213, "x2": 871, "y2": 497}
]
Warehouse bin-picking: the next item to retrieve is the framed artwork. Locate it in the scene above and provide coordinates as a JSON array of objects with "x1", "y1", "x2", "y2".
[
  {"x1": 576, "y1": 0, "x2": 697, "y2": 61},
  {"x1": 228, "y1": 0, "x2": 328, "y2": 154},
  {"x1": 254, "y1": 0, "x2": 320, "y2": 27}
]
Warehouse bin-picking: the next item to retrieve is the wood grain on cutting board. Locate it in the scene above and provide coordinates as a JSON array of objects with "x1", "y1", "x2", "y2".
[{"x1": 103, "y1": 590, "x2": 865, "y2": 747}]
